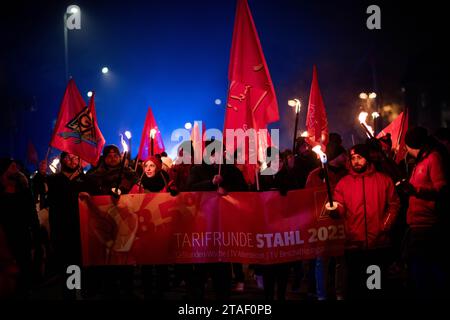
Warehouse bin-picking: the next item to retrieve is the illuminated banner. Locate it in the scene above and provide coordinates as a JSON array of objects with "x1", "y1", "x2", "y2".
[{"x1": 79, "y1": 188, "x2": 345, "y2": 265}]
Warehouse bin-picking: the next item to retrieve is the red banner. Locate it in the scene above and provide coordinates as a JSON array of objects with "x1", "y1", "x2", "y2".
[{"x1": 79, "y1": 188, "x2": 345, "y2": 266}]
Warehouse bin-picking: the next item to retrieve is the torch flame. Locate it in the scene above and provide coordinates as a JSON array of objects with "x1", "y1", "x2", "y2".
[
  {"x1": 301, "y1": 131, "x2": 309, "y2": 137},
  {"x1": 150, "y1": 128, "x2": 157, "y2": 139},
  {"x1": 120, "y1": 134, "x2": 128, "y2": 153},
  {"x1": 358, "y1": 111, "x2": 368, "y2": 123},
  {"x1": 358, "y1": 111, "x2": 374, "y2": 137},
  {"x1": 371, "y1": 112, "x2": 380, "y2": 119},
  {"x1": 50, "y1": 158, "x2": 60, "y2": 173},
  {"x1": 312, "y1": 145, "x2": 327, "y2": 164}
]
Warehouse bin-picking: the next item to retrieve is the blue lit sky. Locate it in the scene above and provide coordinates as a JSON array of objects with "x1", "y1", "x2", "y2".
[{"x1": 1, "y1": 0, "x2": 447, "y2": 163}]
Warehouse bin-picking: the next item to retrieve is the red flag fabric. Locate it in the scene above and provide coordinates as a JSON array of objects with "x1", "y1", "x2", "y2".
[
  {"x1": 190, "y1": 121, "x2": 205, "y2": 164},
  {"x1": 27, "y1": 140, "x2": 39, "y2": 165},
  {"x1": 377, "y1": 110, "x2": 409, "y2": 163},
  {"x1": 49, "y1": 80, "x2": 105, "y2": 165},
  {"x1": 225, "y1": 0, "x2": 279, "y2": 132},
  {"x1": 137, "y1": 107, "x2": 165, "y2": 161},
  {"x1": 305, "y1": 65, "x2": 329, "y2": 149},
  {"x1": 224, "y1": 0, "x2": 279, "y2": 183}
]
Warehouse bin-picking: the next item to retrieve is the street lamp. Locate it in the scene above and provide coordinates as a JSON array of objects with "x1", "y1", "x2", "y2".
[
  {"x1": 359, "y1": 92, "x2": 377, "y2": 108},
  {"x1": 288, "y1": 98, "x2": 301, "y2": 153},
  {"x1": 64, "y1": 5, "x2": 81, "y2": 81},
  {"x1": 102, "y1": 67, "x2": 109, "y2": 74}
]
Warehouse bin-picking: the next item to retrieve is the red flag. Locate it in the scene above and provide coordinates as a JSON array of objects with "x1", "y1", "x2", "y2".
[
  {"x1": 27, "y1": 140, "x2": 38, "y2": 165},
  {"x1": 306, "y1": 65, "x2": 329, "y2": 149},
  {"x1": 377, "y1": 109, "x2": 409, "y2": 163},
  {"x1": 224, "y1": 0, "x2": 279, "y2": 133},
  {"x1": 190, "y1": 121, "x2": 205, "y2": 164},
  {"x1": 50, "y1": 80, "x2": 105, "y2": 165},
  {"x1": 224, "y1": 0, "x2": 279, "y2": 184},
  {"x1": 137, "y1": 107, "x2": 165, "y2": 161}
]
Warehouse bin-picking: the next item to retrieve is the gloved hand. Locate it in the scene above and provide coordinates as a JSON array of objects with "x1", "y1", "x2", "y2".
[
  {"x1": 217, "y1": 186, "x2": 228, "y2": 196},
  {"x1": 395, "y1": 179, "x2": 416, "y2": 196},
  {"x1": 327, "y1": 209, "x2": 340, "y2": 220},
  {"x1": 167, "y1": 182, "x2": 179, "y2": 197},
  {"x1": 212, "y1": 175, "x2": 223, "y2": 186}
]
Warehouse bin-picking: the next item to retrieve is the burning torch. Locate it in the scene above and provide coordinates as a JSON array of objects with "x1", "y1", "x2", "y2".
[
  {"x1": 288, "y1": 98, "x2": 301, "y2": 153},
  {"x1": 112, "y1": 134, "x2": 130, "y2": 197},
  {"x1": 312, "y1": 145, "x2": 338, "y2": 211},
  {"x1": 358, "y1": 112, "x2": 375, "y2": 139},
  {"x1": 150, "y1": 128, "x2": 157, "y2": 156},
  {"x1": 371, "y1": 112, "x2": 380, "y2": 136},
  {"x1": 358, "y1": 112, "x2": 405, "y2": 186},
  {"x1": 124, "y1": 130, "x2": 132, "y2": 160}
]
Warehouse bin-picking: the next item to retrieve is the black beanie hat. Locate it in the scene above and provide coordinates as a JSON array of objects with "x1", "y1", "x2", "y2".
[
  {"x1": 349, "y1": 144, "x2": 371, "y2": 162},
  {"x1": 103, "y1": 144, "x2": 120, "y2": 156},
  {"x1": 405, "y1": 127, "x2": 428, "y2": 149}
]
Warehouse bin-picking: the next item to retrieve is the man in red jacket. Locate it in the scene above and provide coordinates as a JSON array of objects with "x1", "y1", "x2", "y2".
[
  {"x1": 331, "y1": 144, "x2": 400, "y2": 299},
  {"x1": 403, "y1": 127, "x2": 449, "y2": 298}
]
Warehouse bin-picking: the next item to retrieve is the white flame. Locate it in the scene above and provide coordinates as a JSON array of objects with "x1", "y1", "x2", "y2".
[
  {"x1": 120, "y1": 134, "x2": 128, "y2": 153},
  {"x1": 358, "y1": 112, "x2": 374, "y2": 137},
  {"x1": 371, "y1": 112, "x2": 380, "y2": 119},
  {"x1": 312, "y1": 145, "x2": 327, "y2": 164},
  {"x1": 301, "y1": 131, "x2": 309, "y2": 137},
  {"x1": 150, "y1": 128, "x2": 157, "y2": 139},
  {"x1": 358, "y1": 111, "x2": 368, "y2": 123},
  {"x1": 124, "y1": 130, "x2": 132, "y2": 139},
  {"x1": 50, "y1": 158, "x2": 60, "y2": 173}
]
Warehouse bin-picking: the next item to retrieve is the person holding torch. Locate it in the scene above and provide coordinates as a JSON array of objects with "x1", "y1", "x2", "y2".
[{"x1": 330, "y1": 144, "x2": 400, "y2": 299}]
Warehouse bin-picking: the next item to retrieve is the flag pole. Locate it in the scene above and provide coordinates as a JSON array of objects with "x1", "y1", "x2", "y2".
[
  {"x1": 396, "y1": 107, "x2": 408, "y2": 156},
  {"x1": 219, "y1": 80, "x2": 233, "y2": 178},
  {"x1": 134, "y1": 156, "x2": 140, "y2": 172},
  {"x1": 45, "y1": 146, "x2": 52, "y2": 162}
]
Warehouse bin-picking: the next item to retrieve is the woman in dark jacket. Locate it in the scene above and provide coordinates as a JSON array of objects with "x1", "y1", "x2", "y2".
[{"x1": 131, "y1": 156, "x2": 175, "y2": 299}]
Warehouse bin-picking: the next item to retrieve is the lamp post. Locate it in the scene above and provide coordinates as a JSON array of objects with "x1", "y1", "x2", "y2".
[
  {"x1": 64, "y1": 5, "x2": 81, "y2": 81},
  {"x1": 288, "y1": 99, "x2": 301, "y2": 153}
]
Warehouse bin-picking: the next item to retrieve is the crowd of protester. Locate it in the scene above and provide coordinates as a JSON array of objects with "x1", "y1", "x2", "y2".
[{"x1": 1, "y1": 126, "x2": 449, "y2": 300}]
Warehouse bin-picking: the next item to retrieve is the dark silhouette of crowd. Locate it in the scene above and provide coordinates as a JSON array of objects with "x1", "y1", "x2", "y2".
[{"x1": 1, "y1": 126, "x2": 449, "y2": 300}]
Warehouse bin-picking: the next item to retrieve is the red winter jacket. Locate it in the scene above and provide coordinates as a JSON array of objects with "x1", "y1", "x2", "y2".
[
  {"x1": 333, "y1": 164, "x2": 400, "y2": 249},
  {"x1": 407, "y1": 150, "x2": 447, "y2": 227}
]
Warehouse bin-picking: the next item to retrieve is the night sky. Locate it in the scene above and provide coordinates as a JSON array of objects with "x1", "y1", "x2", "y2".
[{"x1": 1, "y1": 0, "x2": 448, "y2": 165}]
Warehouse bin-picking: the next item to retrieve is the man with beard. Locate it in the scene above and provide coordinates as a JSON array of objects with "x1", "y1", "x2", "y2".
[
  {"x1": 330, "y1": 144, "x2": 400, "y2": 299},
  {"x1": 87, "y1": 145, "x2": 137, "y2": 196},
  {"x1": 47, "y1": 152, "x2": 90, "y2": 299}
]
